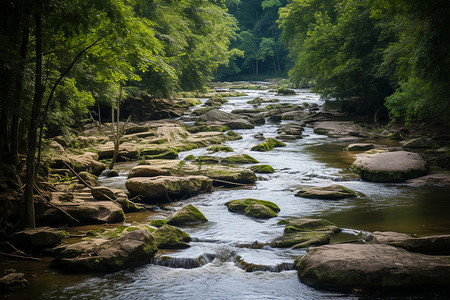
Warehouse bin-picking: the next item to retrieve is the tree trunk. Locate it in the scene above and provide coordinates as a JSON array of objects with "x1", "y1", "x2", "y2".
[
  {"x1": 255, "y1": 59, "x2": 259, "y2": 76},
  {"x1": 97, "y1": 101, "x2": 102, "y2": 130},
  {"x1": 109, "y1": 84, "x2": 122, "y2": 170},
  {"x1": 11, "y1": 12, "x2": 30, "y2": 163},
  {"x1": 24, "y1": 10, "x2": 43, "y2": 229},
  {"x1": 0, "y1": 108, "x2": 8, "y2": 163}
]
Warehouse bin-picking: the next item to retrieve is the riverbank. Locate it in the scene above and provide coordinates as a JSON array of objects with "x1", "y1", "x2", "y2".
[{"x1": 1, "y1": 82, "x2": 450, "y2": 298}]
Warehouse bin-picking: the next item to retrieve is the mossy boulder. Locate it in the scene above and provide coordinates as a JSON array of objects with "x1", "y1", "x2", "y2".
[
  {"x1": 272, "y1": 218, "x2": 340, "y2": 249},
  {"x1": 78, "y1": 171, "x2": 98, "y2": 186},
  {"x1": 207, "y1": 145, "x2": 234, "y2": 153},
  {"x1": 196, "y1": 156, "x2": 222, "y2": 164},
  {"x1": 0, "y1": 273, "x2": 30, "y2": 293},
  {"x1": 91, "y1": 186, "x2": 142, "y2": 212},
  {"x1": 53, "y1": 227, "x2": 158, "y2": 272},
  {"x1": 276, "y1": 87, "x2": 296, "y2": 95},
  {"x1": 351, "y1": 151, "x2": 428, "y2": 182},
  {"x1": 251, "y1": 138, "x2": 286, "y2": 152},
  {"x1": 150, "y1": 219, "x2": 168, "y2": 228},
  {"x1": 226, "y1": 131, "x2": 243, "y2": 140},
  {"x1": 250, "y1": 165, "x2": 275, "y2": 173},
  {"x1": 225, "y1": 198, "x2": 280, "y2": 219},
  {"x1": 166, "y1": 204, "x2": 208, "y2": 225},
  {"x1": 144, "y1": 149, "x2": 178, "y2": 160},
  {"x1": 152, "y1": 225, "x2": 192, "y2": 249},
  {"x1": 295, "y1": 185, "x2": 358, "y2": 200},
  {"x1": 221, "y1": 154, "x2": 259, "y2": 164},
  {"x1": 125, "y1": 176, "x2": 213, "y2": 201},
  {"x1": 11, "y1": 227, "x2": 64, "y2": 250}
]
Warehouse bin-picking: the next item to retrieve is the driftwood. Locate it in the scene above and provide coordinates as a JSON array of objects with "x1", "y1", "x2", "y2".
[
  {"x1": 0, "y1": 251, "x2": 41, "y2": 262},
  {"x1": 212, "y1": 178, "x2": 255, "y2": 187}
]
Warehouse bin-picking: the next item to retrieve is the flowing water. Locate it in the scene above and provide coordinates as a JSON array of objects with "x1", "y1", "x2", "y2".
[{"x1": 7, "y1": 88, "x2": 450, "y2": 299}]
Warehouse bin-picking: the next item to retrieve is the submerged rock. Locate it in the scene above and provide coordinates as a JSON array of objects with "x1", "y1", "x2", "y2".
[
  {"x1": 125, "y1": 176, "x2": 213, "y2": 201},
  {"x1": 405, "y1": 172, "x2": 450, "y2": 187},
  {"x1": 152, "y1": 225, "x2": 192, "y2": 249},
  {"x1": 0, "y1": 273, "x2": 30, "y2": 293},
  {"x1": 166, "y1": 204, "x2": 208, "y2": 225},
  {"x1": 296, "y1": 243, "x2": 450, "y2": 291},
  {"x1": 53, "y1": 228, "x2": 158, "y2": 272},
  {"x1": 368, "y1": 231, "x2": 450, "y2": 255},
  {"x1": 251, "y1": 138, "x2": 286, "y2": 152},
  {"x1": 351, "y1": 151, "x2": 428, "y2": 182},
  {"x1": 225, "y1": 198, "x2": 280, "y2": 219},
  {"x1": 295, "y1": 185, "x2": 358, "y2": 200}
]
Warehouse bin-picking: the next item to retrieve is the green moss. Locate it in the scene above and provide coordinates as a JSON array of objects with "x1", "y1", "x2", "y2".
[
  {"x1": 225, "y1": 198, "x2": 280, "y2": 219},
  {"x1": 221, "y1": 154, "x2": 259, "y2": 164},
  {"x1": 144, "y1": 150, "x2": 178, "y2": 160},
  {"x1": 250, "y1": 164, "x2": 274, "y2": 173},
  {"x1": 167, "y1": 204, "x2": 208, "y2": 225},
  {"x1": 207, "y1": 145, "x2": 234, "y2": 153},
  {"x1": 251, "y1": 138, "x2": 286, "y2": 152},
  {"x1": 184, "y1": 154, "x2": 195, "y2": 161},
  {"x1": 150, "y1": 219, "x2": 167, "y2": 228},
  {"x1": 152, "y1": 224, "x2": 192, "y2": 249},
  {"x1": 276, "y1": 86, "x2": 296, "y2": 95},
  {"x1": 226, "y1": 131, "x2": 243, "y2": 140}
]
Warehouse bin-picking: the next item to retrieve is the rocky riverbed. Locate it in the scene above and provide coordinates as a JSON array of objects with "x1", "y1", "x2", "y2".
[{"x1": 1, "y1": 82, "x2": 450, "y2": 299}]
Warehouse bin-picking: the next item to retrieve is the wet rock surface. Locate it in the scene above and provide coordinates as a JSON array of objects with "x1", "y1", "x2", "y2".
[
  {"x1": 295, "y1": 185, "x2": 358, "y2": 200},
  {"x1": 296, "y1": 243, "x2": 450, "y2": 291},
  {"x1": 225, "y1": 198, "x2": 280, "y2": 219}
]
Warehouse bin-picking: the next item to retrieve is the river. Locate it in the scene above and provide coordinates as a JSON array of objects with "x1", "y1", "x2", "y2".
[{"x1": 8, "y1": 88, "x2": 450, "y2": 299}]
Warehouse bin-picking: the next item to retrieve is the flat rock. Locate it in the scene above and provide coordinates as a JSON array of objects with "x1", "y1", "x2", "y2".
[
  {"x1": 36, "y1": 193, "x2": 125, "y2": 225},
  {"x1": 128, "y1": 166, "x2": 172, "y2": 178},
  {"x1": 198, "y1": 109, "x2": 254, "y2": 129},
  {"x1": 369, "y1": 231, "x2": 450, "y2": 255},
  {"x1": 296, "y1": 243, "x2": 450, "y2": 291},
  {"x1": 125, "y1": 176, "x2": 213, "y2": 201},
  {"x1": 50, "y1": 153, "x2": 105, "y2": 176},
  {"x1": 91, "y1": 186, "x2": 141, "y2": 212},
  {"x1": 351, "y1": 151, "x2": 428, "y2": 182},
  {"x1": 295, "y1": 185, "x2": 358, "y2": 200},
  {"x1": 406, "y1": 172, "x2": 450, "y2": 186},
  {"x1": 313, "y1": 121, "x2": 364, "y2": 138},
  {"x1": 344, "y1": 143, "x2": 374, "y2": 151},
  {"x1": 53, "y1": 228, "x2": 157, "y2": 272},
  {"x1": 97, "y1": 142, "x2": 138, "y2": 160}
]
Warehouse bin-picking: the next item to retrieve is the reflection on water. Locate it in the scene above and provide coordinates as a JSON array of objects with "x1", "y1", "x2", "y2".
[{"x1": 6, "y1": 88, "x2": 450, "y2": 299}]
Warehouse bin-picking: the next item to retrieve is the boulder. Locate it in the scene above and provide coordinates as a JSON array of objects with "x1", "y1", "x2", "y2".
[
  {"x1": 351, "y1": 151, "x2": 428, "y2": 182},
  {"x1": 313, "y1": 121, "x2": 364, "y2": 138},
  {"x1": 91, "y1": 186, "x2": 141, "y2": 212},
  {"x1": 225, "y1": 198, "x2": 280, "y2": 219},
  {"x1": 152, "y1": 224, "x2": 192, "y2": 249},
  {"x1": 296, "y1": 243, "x2": 450, "y2": 291},
  {"x1": 166, "y1": 204, "x2": 208, "y2": 225},
  {"x1": 53, "y1": 228, "x2": 158, "y2": 272},
  {"x1": 251, "y1": 138, "x2": 286, "y2": 152},
  {"x1": 276, "y1": 87, "x2": 296, "y2": 95},
  {"x1": 128, "y1": 166, "x2": 172, "y2": 178},
  {"x1": 11, "y1": 226, "x2": 64, "y2": 249},
  {"x1": 36, "y1": 193, "x2": 125, "y2": 226},
  {"x1": 401, "y1": 137, "x2": 433, "y2": 149},
  {"x1": 97, "y1": 142, "x2": 139, "y2": 161},
  {"x1": 295, "y1": 185, "x2": 358, "y2": 200},
  {"x1": 271, "y1": 218, "x2": 340, "y2": 249},
  {"x1": 0, "y1": 273, "x2": 30, "y2": 293},
  {"x1": 250, "y1": 165, "x2": 275, "y2": 174},
  {"x1": 126, "y1": 176, "x2": 213, "y2": 201},
  {"x1": 207, "y1": 145, "x2": 233, "y2": 153},
  {"x1": 78, "y1": 171, "x2": 98, "y2": 186},
  {"x1": 369, "y1": 231, "x2": 450, "y2": 255},
  {"x1": 50, "y1": 153, "x2": 105, "y2": 176},
  {"x1": 344, "y1": 143, "x2": 374, "y2": 151},
  {"x1": 405, "y1": 172, "x2": 450, "y2": 186},
  {"x1": 198, "y1": 110, "x2": 254, "y2": 129}
]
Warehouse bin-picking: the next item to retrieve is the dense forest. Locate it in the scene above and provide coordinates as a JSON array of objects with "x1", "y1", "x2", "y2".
[{"x1": 0, "y1": 0, "x2": 449, "y2": 229}]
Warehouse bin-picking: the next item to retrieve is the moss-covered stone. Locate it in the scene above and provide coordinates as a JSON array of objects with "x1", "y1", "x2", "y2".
[
  {"x1": 144, "y1": 149, "x2": 178, "y2": 160},
  {"x1": 226, "y1": 131, "x2": 243, "y2": 140},
  {"x1": 196, "y1": 156, "x2": 222, "y2": 164},
  {"x1": 251, "y1": 138, "x2": 286, "y2": 152},
  {"x1": 150, "y1": 219, "x2": 168, "y2": 228},
  {"x1": 78, "y1": 171, "x2": 98, "y2": 186},
  {"x1": 295, "y1": 185, "x2": 358, "y2": 200},
  {"x1": 225, "y1": 198, "x2": 280, "y2": 219},
  {"x1": 271, "y1": 231, "x2": 331, "y2": 248},
  {"x1": 250, "y1": 165, "x2": 275, "y2": 173},
  {"x1": 167, "y1": 204, "x2": 208, "y2": 225},
  {"x1": 221, "y1": 154, "x2": 259, "y2": 164},
  {"x1": 276, "y1": 87, "x2": 296, "y2": 95},
  {"x1": 152, "y1": 225, "x2": 192, "y2": 249},
  {"x1": 207, "y1": 145, "x2": 234, "y2": 153},
  {"x1": 184, "y1": 154, "x2": 195, "y2": 161}
]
